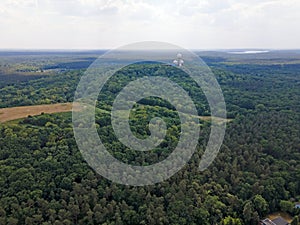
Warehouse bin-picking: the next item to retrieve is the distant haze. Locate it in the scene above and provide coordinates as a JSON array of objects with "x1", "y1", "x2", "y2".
[{"x1": 0, "y1": 0, "x2": 299, "y2": 49}]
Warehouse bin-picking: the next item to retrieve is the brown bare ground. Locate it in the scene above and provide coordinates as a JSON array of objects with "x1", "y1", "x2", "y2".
[{"x1": 0, "y1": 103, "x2": 80, "y2": 123}]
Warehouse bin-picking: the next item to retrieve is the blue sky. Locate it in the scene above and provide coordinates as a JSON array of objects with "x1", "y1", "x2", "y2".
[{"x1": 0, "y1": 0, "x2": 299, "y2": 49}]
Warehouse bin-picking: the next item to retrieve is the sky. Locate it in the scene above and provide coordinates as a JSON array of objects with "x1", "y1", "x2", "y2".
[{"x1": 0, "y1": 0, "x2": 299, "y2": 49}]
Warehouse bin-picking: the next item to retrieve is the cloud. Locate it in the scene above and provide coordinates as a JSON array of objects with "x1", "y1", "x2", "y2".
[{"x1": 0, "y1": 0, "x2": 299, "y2": 49}]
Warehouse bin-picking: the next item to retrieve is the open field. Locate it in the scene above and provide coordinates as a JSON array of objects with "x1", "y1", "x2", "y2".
[{"x1": 0, "y1": 103, "x2": 80, "y2": 123}]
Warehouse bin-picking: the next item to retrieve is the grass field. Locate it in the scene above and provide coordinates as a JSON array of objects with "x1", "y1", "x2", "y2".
[{"x1": 0, "y1": 103, "x2": 79, "y2": 123}]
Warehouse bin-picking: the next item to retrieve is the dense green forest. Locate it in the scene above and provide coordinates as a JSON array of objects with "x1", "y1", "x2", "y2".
[{"x1": 0, "y1": 52, "x2": 300, "y2": 224}]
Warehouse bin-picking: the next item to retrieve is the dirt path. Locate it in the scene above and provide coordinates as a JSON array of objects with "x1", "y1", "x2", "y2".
[{"x1": 0, "y1": 103, "x2": 231, "y2": 123}]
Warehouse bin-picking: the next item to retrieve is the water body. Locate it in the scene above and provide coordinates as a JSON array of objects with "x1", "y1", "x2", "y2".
[{"x1": 229, "y1": 50, "x2": 270, "y2": 54}]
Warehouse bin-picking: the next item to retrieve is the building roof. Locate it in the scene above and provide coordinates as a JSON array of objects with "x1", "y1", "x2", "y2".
[
  {"x1": 262, "y1": 218, "x2": 276, "y2": 225},
  {"x1": 262, "y1": 217, "x2": 289, "y2": 225},
  {"x1": 271, "y1": 217, "x2": 289, "y2": 225}
]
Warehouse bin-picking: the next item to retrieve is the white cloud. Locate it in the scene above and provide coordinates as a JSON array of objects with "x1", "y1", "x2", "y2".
[{"x1": 0, "y1": 0, "x2": 299, "y2": 49}]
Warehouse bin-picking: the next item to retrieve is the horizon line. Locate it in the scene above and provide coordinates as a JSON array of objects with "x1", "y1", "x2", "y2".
[{"x1": 0, "y1": 48, "x2": 300, "y2": 52}]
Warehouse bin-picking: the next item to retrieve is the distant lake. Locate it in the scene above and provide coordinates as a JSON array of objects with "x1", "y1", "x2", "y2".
[{"x1": 229, "y1": 50, "x2": 270, "y2": 54}]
